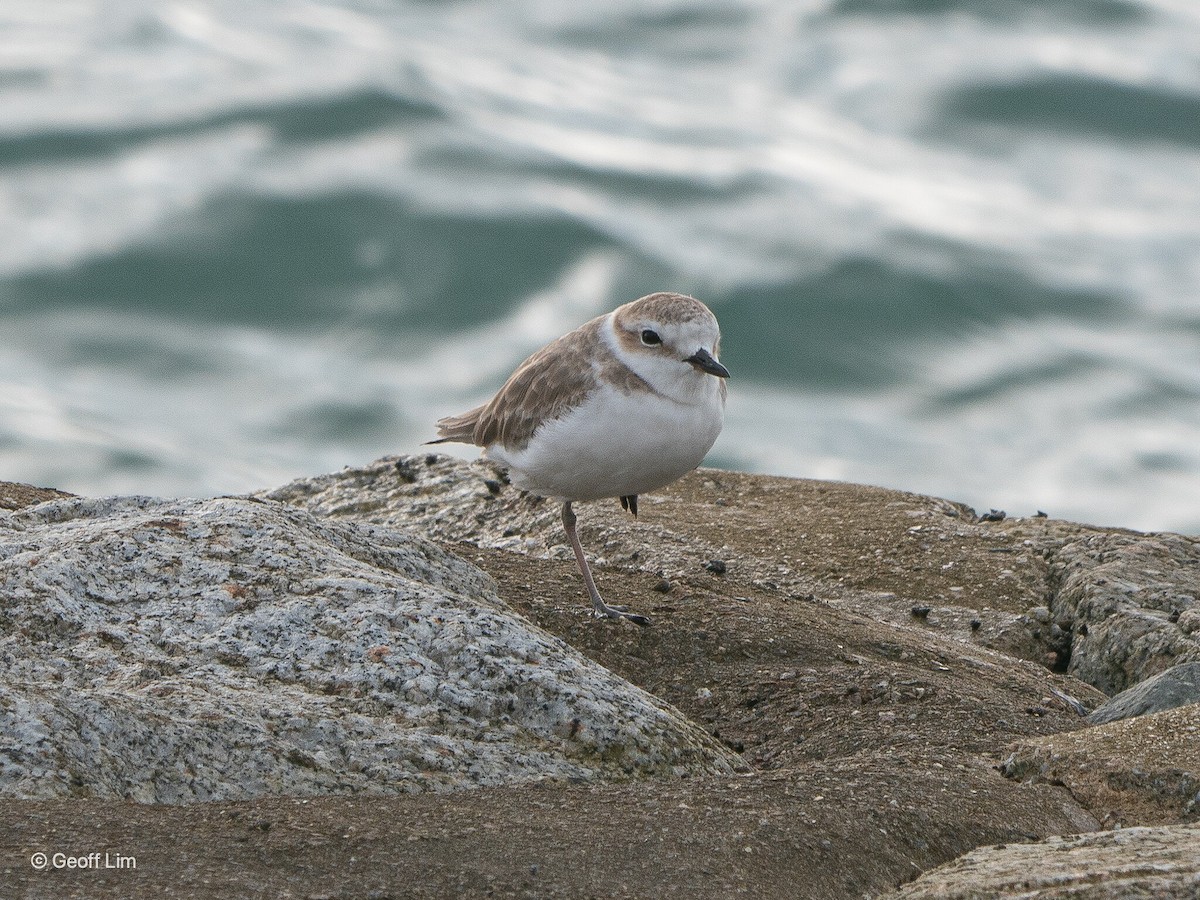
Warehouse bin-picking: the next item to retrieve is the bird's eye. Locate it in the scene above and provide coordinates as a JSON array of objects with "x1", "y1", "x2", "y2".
[{"x1": 640, "y1": 329, "x2": 662, "y2": 346}]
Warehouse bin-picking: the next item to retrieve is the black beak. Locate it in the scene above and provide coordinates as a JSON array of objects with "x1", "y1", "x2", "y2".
[{"x1": 684, "y1": 348, "x2": 730, "y2": 378}]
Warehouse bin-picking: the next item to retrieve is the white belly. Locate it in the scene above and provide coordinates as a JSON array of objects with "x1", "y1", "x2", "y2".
[{"x1": 487, "y1": 383, "x2": 724, "y2": 502}]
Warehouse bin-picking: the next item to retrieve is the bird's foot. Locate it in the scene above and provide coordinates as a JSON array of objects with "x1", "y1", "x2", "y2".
[{"x1": 592, "y1": 601, "x2": 650, "y2": 626}]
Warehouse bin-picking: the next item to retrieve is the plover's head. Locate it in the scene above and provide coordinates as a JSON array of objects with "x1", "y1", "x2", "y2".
[{"x1": 610, "y1": 292, "x2": 729, "y2": 401}]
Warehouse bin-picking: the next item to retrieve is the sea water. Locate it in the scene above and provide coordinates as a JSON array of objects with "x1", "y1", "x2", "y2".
[{"x1": 2, "y1": 0, "x2": 1199, "y2": 533}]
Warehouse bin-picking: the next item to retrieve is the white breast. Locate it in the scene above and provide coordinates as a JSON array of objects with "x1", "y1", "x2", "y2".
[{"x1": 487, "y1": 379, "x2": 725, "y2": 502}]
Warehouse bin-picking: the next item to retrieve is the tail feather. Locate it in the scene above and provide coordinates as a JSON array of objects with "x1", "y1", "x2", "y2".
[{"x1": 427, "y1": 406, "x2": 485, "y2": 446}]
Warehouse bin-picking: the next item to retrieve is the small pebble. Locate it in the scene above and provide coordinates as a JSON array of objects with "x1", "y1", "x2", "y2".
[
  {"x1": 705, "y1": 559, "x2": 727, "y2": 575},
  {"x1": 910, "y1": 605, "x2": 931, "y2": 620}
]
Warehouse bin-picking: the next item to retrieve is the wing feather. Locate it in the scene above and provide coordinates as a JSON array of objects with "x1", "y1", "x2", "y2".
[{"x1": 433, "y1": 318, "x2": 602, "y2": 450}]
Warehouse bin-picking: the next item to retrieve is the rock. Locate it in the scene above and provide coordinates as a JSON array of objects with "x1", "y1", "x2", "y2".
[
  {"x1": 262, "y1": 456, "x2": 1200, "y2": 704},
  {"x1": 1180, "y1": 608, "x2": 1200, "y2": 635},
  {"x1": 1047, "y1": 532, "x2": 1200, "y2": 695},
  {"x1": 883, "y1": 823, "x2": 1200, "y2": 899},
  {"x1": 1000, "y1": 703, "x2": 1200, "y2": 827},
  {"x1": 0, "y1": 495, "x2": 740, "y2": 803},
  {"x1": 7, "y1": 461, "x2": 1200, "y2": 897},
  {"x1": 1087, "y1": 662, "x2": 1200, "y2": 725},
  {"x1": 0, "y1": 465, "x2": 1180, "y2": 900},
  {"x1": 261, "y1": 455, "x2": 1062, "y2": 654},
  {"x1": 0, "y1": 482, "x2": 73, "y2": 510}
]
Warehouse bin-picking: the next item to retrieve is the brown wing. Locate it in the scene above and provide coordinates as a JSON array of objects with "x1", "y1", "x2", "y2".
[{"x1": 432, "y1": 318, "x2": 602, "y2": 451}]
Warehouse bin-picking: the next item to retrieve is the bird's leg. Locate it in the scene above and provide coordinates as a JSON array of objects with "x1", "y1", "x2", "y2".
[
  {"x1": 619, "y1": 494, "x2": 638, "y2": 517},
  {"x1": 561, "y1": 501, "x2": 650, "y2": 626},
  {"x1": 561, "y1": 501, "x2": 628, "y2": 617}
]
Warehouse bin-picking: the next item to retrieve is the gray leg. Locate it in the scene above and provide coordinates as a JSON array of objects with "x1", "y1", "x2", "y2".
[{"x1": 561, "y1": 501, "x2": 650, "y2": 626}]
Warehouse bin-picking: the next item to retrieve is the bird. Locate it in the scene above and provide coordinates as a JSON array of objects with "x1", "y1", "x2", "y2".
[{"x1": 430, "y1": 291, "x2": 729, "y2": 625}]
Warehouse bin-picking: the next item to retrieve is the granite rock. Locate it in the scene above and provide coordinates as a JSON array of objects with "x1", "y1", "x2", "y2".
[
  {"x1": 6, "y1": 460, "x2": 1200, "y2": 897},
  {"x1": 1048, "y1": 532, "x2": 1200, "y2": 695},
  {"x1": 884, "y1": 823, "x2": 1200, "y2": 899},
  {"x1": 1087, "y1": 662, "x2": 1200, "y2": 725},
  {"x1": 0, "y1": 495, "x2": 741, "y2": 803},
  {"x1": 263, "y1": 455, "x2": 1200, "y2": 703},
  {"x1": 1000, "y1": 703, "x2": 1200, "y2": 827}
]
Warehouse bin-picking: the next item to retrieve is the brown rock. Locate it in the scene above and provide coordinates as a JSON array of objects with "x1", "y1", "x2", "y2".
[
  {"x1": 884, "y1": 823, "x2": 1200, "y2": 899},
  {"x1": 0, "y1": 481, "x2": 74, "y2": 510},
  {"x1": 1000, "y1": 703, "x2": 1200, "y2": 828},
  {"x1": 5, "y1": 459, "x2": 1200, "y2": 898}
]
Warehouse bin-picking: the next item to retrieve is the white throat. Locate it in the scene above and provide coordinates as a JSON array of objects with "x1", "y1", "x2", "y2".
[{"x1": 601, "y1": 313, "x2": 722, "y2": 407}]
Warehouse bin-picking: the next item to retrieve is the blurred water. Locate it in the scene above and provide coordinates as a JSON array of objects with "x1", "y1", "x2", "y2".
[{"x1": 2, "y1": 0, "x2": 1199, "y2": 532}]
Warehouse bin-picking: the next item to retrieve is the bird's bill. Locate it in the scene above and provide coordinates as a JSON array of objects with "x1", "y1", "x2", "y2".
[{"x1": 684, "y1": 348, "x2": 730, "y2": 378}]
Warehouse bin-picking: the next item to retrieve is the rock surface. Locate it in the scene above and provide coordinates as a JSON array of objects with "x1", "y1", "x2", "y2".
[
  {"x1": 1047, "y1": 532, "x2": 1200, "y2": 695},
  {"x1": 0, "y1": 482, "x2": 72, "y2": 510},
  {"x1": 263, "y1": 454, "x2": 1200, "y2": 698},
  {"x1": 1001, "y1": 702, "x2": 1200, "y2": 827},
  {"x1": 882, "y1": 823, "x2": 1200, "y2": 899},
  {"x1": 1087, "y1": 661, "x2": 1200, "y2": 725},
  {"x1": 0, "y1": 494, "x2": 739, "y2": 802},
  {"x1": 3, "y1": 459, "x2": 1200, "y2": 898}
]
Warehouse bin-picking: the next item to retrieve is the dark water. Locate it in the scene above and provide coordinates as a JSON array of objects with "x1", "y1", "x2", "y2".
[{"x1": 2, "y1": 0, "x2": 1199, "y2": 532}]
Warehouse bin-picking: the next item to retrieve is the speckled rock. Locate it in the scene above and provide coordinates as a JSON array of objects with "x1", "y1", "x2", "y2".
[
  {"x1": 1000, "y1": 703, "x2": 1200, "y2": 827},
  {"x1": 262, "y1": 455, "x2": 1200, "y2": 704},
  {"x1": 1087, "y1": 662, "x2": 1200, "y2": 725},
  {"x1": 882, "y1": 823, "x2": 1200, "y2": 899},
  {"x1": 1041, "y1": 535, "x2": 1200, "y2": 696},
  {"x1": 258, "y1": 454, "x2": 1020, "y2": 615},
  {"x1": 0, "y1": 482, "x2": 72, "y2": 510},
  {"x1": 259, "y1": 454, "x2": 615, "y2": 559},
  {"x1": 1049, "y1": 532, "x2": 1200, "y2": 695},
  {"x1": 0, "y1": 495, "x2": 741, "y2": 803}
]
